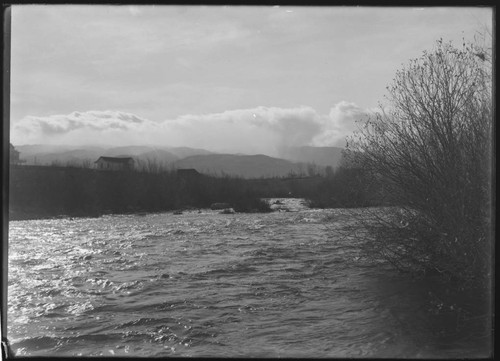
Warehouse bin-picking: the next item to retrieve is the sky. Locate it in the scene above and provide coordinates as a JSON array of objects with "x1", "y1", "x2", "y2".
[{"x1": 10, "y1": 5, "x2": 492, "y2": 156}]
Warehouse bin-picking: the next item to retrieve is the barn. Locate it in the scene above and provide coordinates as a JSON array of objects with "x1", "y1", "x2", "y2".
[{"x1": 95, "y1": 156, "x2": 134, "y2": 171}]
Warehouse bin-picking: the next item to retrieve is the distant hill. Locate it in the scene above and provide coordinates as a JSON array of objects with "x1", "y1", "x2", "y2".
[
  {"x1": 103, "y1": 146, "x2": 211, "y2": 164},
  {"x1": 14, "y1": 144, "x2": 206, "y2": 167},
  {"x1": 16, "y1": 144, "x2": 85, "y2": 155},
  {"x1": 131, "y1": 149, "x2": 180, "y2": 171},
  {"x1": 281, "y1": 146, "x2": 345, "y2": 168},
  {"x1": 165, "y1": 147, "x2": 214, "y2": 159},
  {"x1": 16, "y1": 146, "x2": 106, "y2": 166},
  {"x1": 13, "y1": 144, "x2": 341, "y2": 176},
  {"x1": 174, "y1": 154, "x2": 306, "y2": 178},
  {"x1": 104, "y1": 146, "x2": 159, "y2": 157}
]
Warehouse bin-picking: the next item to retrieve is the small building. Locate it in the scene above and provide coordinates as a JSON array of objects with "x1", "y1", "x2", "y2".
[{"x1": 95, "y1": 156, "x2": 134, "y2": 171}]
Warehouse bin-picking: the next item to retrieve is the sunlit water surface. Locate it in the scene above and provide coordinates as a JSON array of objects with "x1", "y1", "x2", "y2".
[{"x1": 8, "y1": 199, "x2": 486, "y2": 357}]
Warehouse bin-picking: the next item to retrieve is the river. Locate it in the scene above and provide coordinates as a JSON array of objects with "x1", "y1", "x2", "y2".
[{"x1": 7, "y1": 199, "x2": 488, "y2": 357}]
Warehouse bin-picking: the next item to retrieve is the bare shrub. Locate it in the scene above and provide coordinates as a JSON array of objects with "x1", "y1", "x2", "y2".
[{"x1": 345, "y1": 37, "x2": 493, "y2": 293}]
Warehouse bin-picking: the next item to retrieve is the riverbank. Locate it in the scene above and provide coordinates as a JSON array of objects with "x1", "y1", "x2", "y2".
[
  {"x1": 9, "y1": 203, "x2": 272, "y2": 221},
  {"x1": 9, "y1": 165, "x2": 328, "y2": 221},
  {"x1": 8, "y1": 198, "x2": 310, "y2": 221}
]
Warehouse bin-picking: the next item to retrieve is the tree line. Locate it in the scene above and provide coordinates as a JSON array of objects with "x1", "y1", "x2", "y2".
[
  {"x1": 9, "y1": 163, "x2": 335, "y2": 220},
  {"x1": 8, "y1": 165, "x2": 275, "y2": 220}
]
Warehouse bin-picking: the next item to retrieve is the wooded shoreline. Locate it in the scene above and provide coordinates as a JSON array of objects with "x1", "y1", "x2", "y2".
[{"x1": 9, "y1": 164, "x2": 349, "y2": 221}]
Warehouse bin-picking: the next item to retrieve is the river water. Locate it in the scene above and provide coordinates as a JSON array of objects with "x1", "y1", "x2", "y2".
[{"x1": 7, "y1": 199, "x2": 488, "y2": 357}]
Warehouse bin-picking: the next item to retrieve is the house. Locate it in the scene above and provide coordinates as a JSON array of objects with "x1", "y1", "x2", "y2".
[{"x1": 95, "y1": 156, "x2": 134, "y2": 171}]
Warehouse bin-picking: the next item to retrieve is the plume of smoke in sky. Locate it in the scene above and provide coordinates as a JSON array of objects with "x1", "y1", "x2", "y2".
[
  {"x1": 311, "y1": 101, "x2": 371, "y2": 148},
  {"x1": 11, "y1": 102, "x2": 372, "y2": 155}
]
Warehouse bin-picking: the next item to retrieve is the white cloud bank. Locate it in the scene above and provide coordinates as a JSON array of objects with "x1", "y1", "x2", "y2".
[{"x1": 11, "y1": 102, "x2": 373, "y2": 156}]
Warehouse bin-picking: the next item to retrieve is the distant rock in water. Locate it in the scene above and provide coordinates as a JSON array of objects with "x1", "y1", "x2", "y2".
[
  {"x1": 268, "y1": 198, "x2": 309, "y2": 212},
  {"x1": 219, "y1": 208, "x2": 236, "y2": 214}
]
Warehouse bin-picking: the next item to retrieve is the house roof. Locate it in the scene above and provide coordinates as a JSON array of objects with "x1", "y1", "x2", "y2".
[{"x1": 95, "y1": 156, "x2": 134, "y2": 163}]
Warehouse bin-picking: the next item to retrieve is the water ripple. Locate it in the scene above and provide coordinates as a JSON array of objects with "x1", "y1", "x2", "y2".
[{"x1": 7, "y1": 203, "x2": 484, "y2": 357}]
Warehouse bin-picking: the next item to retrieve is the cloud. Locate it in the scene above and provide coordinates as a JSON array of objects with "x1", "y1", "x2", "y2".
[
  {"x1": 311, "y1": 101, "x2": 373, "y2": 147},
  {"x1": 11, "y1": 103, "x2": 372, "y2": 155},
  {"x1": 164, "y1": 106, "x2": 324, "y2": 156},
  {"x1": 11, "y1": 110, "x2": 160, "y2": 146},
  {"x1": 16, "y1": 110, "x2": 153, "y2": 134}
]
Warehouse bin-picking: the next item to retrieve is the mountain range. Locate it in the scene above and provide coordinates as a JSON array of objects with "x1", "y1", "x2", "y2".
[
  {"x1": 175, "y1": 153, "x2": 305, "y2": 178},
  {"x1": 13, "y1": 144, "x2": 344, "y2": 179},
  {"x1": 280, "y1": 146, "x2": 344, "y2": 167}
]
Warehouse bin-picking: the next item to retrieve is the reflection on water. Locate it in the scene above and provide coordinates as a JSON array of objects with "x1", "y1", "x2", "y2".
[{"x1": 8, "y1": 200, "x2": 490, "y2": 357}]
